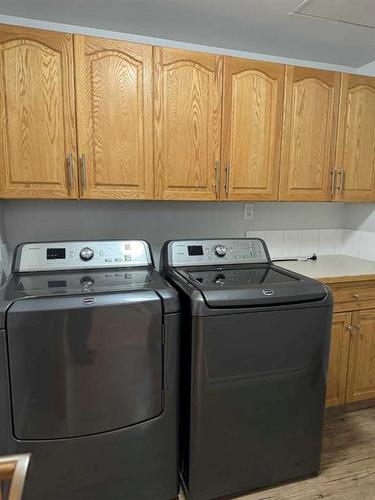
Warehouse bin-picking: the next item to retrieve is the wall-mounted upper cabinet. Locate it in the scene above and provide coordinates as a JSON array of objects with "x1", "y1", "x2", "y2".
[
  {"x1": 279, "y1": 67, "x2": 341, "y2": 201},
  {"x1": 154, "y1": 47, "x2": 223, "y2": 200},
  {"x1": 74, "y1": 35, "x2": 154, "y2": 199},
  {"x1": 1, "y1": 23, "x2": 375, "y2": 203},
  {"x1": 0, "y1": 24, "x2": 78, "y2": 199},
  {"x1": 221, "y1": 58, "x2": 284, "y2": 201},
  {"x1": 334, "y1": 74, "x2": 375, "y2": 202}
]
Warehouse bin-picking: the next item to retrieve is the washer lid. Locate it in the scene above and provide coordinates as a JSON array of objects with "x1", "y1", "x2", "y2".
[{"x1": 177, "y1": 266, "x2": 327, "y2": 307}]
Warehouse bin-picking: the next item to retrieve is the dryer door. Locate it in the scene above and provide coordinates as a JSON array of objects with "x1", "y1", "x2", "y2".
[{"x1": 7, "y1": 292, "x2": 163, "y2": 439}]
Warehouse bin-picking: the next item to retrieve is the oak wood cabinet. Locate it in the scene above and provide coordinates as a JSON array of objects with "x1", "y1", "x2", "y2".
[
  {"x1": 334, "y1": 74, "x2": 375, "y2": 202},
  {"x1": 326, "y1": 312, "x2": 351, "y2": 407},
  {"x1": 325, "y1": 280, "x2": 375, "y2": 407},
  {"x1": 279, "y1": 66, "x2": 341, "y2": 201},
  {"x1": 346, "y1": 309, "x2": 375, "y2": 402},
  {"x1": 154, "y1": 47, "x2": 223, "y2": 200},
  {"x1": 0, "y1": 24, "x2": 78, "y2": 198},
  {"x1": 221, "y1": 58, "x2": 284, "y2": 200},
  {"x1": 1, "y1": 23, "x2": 375, "y2": 203},
  {"x1": 74, "y1": 35, "x2": 154, "y2": 199}
]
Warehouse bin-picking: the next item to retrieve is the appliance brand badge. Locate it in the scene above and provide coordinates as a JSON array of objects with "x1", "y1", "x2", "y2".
[
  {"x1": 262, "y1": 289, "x2": 275, "y2": 296},
  {"x1": 83, "y1": 297, "x2": 95, "y2": 304}
]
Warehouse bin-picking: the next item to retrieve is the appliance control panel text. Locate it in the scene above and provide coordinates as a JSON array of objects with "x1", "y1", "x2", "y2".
[
  {"x1": 16, "y1": 240, "x2": 152, "y2": 272},
  {"x1": 169, "y1": 239, "x2": 269, "y2": 267}
]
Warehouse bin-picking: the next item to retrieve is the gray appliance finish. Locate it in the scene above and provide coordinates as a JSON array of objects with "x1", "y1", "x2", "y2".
[
  {"x1": 0, "y1": 240, "x2": 180, "y2": 500},
  {"x1": 161, "y1": 238, "x2": 333, "y2": 500}
]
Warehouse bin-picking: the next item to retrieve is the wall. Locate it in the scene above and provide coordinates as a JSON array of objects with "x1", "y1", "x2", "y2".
[
  {"x1": 344, "y1": 204, "x2": 375, "y2": 233},
  {"x1": 3, "y1": 200, "x2": 345, "y2": 266},
  {"x1": 0, "y1": 14, "x2": 357, "y2": 74},
  {"x1": 0, "y1": 16, "x2": 373, "y2": 271}
]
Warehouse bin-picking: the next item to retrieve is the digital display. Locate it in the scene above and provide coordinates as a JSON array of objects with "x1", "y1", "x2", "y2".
[
  {"x1": 47, "y1": 248, "x2": 66, "y2": 260},
  {"x1": 188, "y1": 245, "x2": 204, "y2": 256},
  {"x1": 48, "y1": 280, "x2": 67, "y2": 288}
]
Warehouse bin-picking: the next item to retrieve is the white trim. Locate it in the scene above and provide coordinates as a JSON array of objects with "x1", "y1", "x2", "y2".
[{"x1": 0, "y1": 14, "x2": 358, "y2": 73}]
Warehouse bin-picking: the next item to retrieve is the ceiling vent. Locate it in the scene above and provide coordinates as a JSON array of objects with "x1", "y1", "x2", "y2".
[{"x1": 290, "y1": 0, "x2": 375, "y2": 29}]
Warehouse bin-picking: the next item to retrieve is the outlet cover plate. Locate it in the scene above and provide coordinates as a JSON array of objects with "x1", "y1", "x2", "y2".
[{"x1": 243, "y1": 204, "x2": 253, "y2": 220}]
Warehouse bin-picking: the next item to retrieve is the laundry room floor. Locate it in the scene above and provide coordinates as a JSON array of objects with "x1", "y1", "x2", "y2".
[{"x1": 179, "y1": 406, "x2": 375, "y2": 500}]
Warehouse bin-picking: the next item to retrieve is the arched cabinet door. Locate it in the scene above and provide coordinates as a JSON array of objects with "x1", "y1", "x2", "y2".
[
  {"x1": 279, "y1": 66, "x2": 341, "y2": 201},
  {"x1": 222, "y1": 58, "x2": 284, "y2": 200},
  {"x1": 334, "y1": 74, "x2": 375, "y2": 202},
  {"x1": 74, "y1": 35, "x2": 154, "y2": 199},
  {"x1": 154, "y1": 47, "x2": 222, "y2": 200},
  {"x1": 0, "y1": 25, "x2": 78, "y2": 198}
]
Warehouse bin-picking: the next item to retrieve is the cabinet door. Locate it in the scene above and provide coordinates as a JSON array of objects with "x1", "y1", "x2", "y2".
[
  {"x1": 326, "y1": 312, "x2": 351, "y2": 407},
  {"x1": 0, "y1": 25, "x2": 77, "y2": 198},
  {"x1": 279, "y1": 67, "x2": 341, "y2": 201},
  {"x1": 222, "y1": 58, "x2": 284, "y2": 200},
  {"x1": 334, "y1": 74, "x2": 375, "y2": 202},
  {"x1": 154, "y1": 47, "x2": 222, "y2": 200},
  {"x1": 75, "y1": 35, "x2": 153, "y2": 199},
  {"x1": 346, "y1": 309, "x2": 375, "y2": 403}
]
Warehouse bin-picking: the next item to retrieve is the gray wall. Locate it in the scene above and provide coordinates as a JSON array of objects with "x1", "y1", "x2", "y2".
[
  {"x1": 344, "y1": 204, "x2": 375, "y2": 233},
  {"x1": 4, "y1": 200, "x2": 345, "y2": 265}
]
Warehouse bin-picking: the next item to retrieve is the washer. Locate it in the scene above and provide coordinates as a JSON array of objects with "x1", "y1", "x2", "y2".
[
  {"x1": 0, "y1": 240, "x2": 180, "y2": 500},
  {"x1": 161, "y1": 238, "x2": 333, "y2": 500}
]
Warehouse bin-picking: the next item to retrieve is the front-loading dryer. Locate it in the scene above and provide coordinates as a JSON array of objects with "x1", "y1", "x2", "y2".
[{"x1": 0, "y1": 240, "x2": 180, "y2": 500}]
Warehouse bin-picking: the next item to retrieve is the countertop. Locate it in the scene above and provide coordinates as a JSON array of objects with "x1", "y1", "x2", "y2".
[{"x1": 276, "y1": 255, "x2": 375, "y2": 284}]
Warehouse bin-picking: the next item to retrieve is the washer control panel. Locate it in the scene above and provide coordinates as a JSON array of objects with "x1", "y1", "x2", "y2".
[
  {"x1": 15, "y1": 240, "x2": 152, "y2": 272},
  {"x1": 168, "y1": 239, "x2": 269, "y2": 267}
]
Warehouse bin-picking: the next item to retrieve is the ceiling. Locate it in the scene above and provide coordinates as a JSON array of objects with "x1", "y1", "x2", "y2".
[{"x1": 0, "y1": 0, "x2": 374, "y2": 68}]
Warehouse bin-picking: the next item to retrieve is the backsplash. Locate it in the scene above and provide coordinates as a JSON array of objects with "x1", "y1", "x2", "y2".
[{"x1": 247, "y1": 229, "x2": 375, "y2": 261}]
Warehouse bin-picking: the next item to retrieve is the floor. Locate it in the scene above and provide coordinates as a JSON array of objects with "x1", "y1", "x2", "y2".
[{"x1": 180, "y1": 406, "x2": 375, "y2": 499}]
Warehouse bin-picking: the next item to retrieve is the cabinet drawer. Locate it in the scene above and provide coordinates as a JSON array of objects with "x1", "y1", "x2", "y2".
[{"x1": 331, "y1": 282, "x2": 375, "y2": 312}]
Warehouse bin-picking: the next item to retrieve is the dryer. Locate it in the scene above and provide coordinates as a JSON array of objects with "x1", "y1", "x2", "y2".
[
  {"x1": 161, "y1": 238, "x2": 333, "y2": 500},
  {"x1": 0, "y1": 240, "x2": 180, "y2": 500}
]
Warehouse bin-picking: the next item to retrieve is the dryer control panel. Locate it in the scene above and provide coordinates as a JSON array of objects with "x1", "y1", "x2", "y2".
[
  {"x1": 15, "y1": 240, "x2": 153, "y2": 272},
  {"x1": 167, "y1": 239, "x2": 270, "y2": 267}
]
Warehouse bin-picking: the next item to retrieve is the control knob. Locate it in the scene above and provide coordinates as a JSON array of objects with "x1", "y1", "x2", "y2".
[
  {"x1": 214, "y1": 244, "x2": 227, "y2": 258},
  {"x1": 80, "y1": 247, "x2": 94, "y2": 261}
]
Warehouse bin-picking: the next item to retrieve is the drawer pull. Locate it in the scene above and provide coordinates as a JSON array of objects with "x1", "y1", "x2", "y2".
[
  {"x1": 346, "y1": 326, "x2": 353, "y2": 334},
  {"x1": 352, "y1": 294, "x2": 359, "y2": 299},
  {"x1": 354, "y1": 324, "x2": 361, "y2": 331}
]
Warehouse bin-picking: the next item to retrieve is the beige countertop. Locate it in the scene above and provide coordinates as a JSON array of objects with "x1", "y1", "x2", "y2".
[{"x1": 276, "y1": 255, "x2": 375, "y2": 283}]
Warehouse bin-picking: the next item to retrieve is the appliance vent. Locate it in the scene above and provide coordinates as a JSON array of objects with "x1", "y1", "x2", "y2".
[{"x1": 290, "y1": 0, "x2": 375, "y2": 29}]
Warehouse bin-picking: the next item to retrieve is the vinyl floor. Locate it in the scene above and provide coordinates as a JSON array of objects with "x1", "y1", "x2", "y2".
[{"x1": 180, "y1": 406, "x2": 375, "y2": 500}]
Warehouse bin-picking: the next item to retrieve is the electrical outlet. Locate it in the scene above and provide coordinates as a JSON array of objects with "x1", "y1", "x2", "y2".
[{"x1": 243, "y1": 204, "x2": 253, "y2": 220}]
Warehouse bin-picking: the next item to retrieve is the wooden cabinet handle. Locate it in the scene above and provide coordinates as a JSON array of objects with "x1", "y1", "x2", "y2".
[{"x1": 346, "y1": 326, "x2": 353, "y2": 334}]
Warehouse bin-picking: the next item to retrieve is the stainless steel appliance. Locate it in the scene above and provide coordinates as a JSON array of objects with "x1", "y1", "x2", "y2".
[
  {"x1": 161, "y1": 238, "x2": 332, "y2": 500},
  {"x1": 0, "y1": 240, "x2": 180, "y2": 500}
]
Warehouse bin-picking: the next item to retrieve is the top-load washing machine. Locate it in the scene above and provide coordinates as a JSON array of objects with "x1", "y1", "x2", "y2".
[
  {"x1": 0, "y1": 240, "x2": 180, "y2": 500},
  {"x1": 161, "y1": 238, "x2": 333, "y2": 500}
]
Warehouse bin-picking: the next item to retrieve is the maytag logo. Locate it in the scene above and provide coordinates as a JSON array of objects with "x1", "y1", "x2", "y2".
[
  {"x1": 263, "y1": 289, "x2": 275, "y2": 296},
  {"x1": 83, "y1": 297, "x2": 95, "y2": 304}
]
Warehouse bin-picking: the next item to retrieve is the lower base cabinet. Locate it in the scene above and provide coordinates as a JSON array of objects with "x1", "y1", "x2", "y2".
[
  {"x1": 326, "y1": 304, "x2": 375, "y2": 407},
  {"x1": 326, "y1": 312, "x2": 351, "y2": 407}
]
